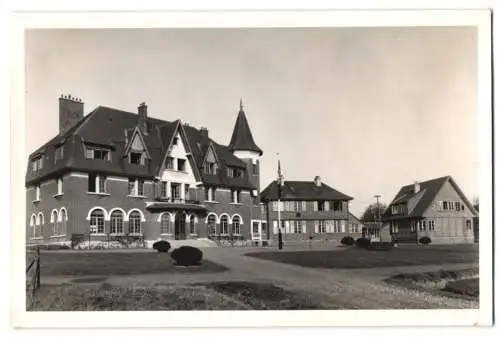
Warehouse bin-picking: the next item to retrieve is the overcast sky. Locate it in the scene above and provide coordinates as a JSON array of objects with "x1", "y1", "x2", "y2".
[{"x1": 24, "y1": 27, "x2": 478, "y2": 216}]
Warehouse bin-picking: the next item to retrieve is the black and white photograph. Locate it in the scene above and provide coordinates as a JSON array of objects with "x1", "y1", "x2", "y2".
[{"x1": 9, "y1": 8, "x2": 493, "y2": 328}]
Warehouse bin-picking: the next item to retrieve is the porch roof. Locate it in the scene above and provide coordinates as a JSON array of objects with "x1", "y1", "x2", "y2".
[{"x1": 145, "y1": 201, "x2": 208, "y2": 214}]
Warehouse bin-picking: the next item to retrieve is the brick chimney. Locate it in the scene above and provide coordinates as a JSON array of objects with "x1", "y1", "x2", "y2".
[
  {"x1": 59, "y1": 94, "x2": 84, "y2": 135},
  {"x1": 200, "y1": 127, "x2": 209, "y2": 145},
  {"x1": 314, "y1": 176, "x2": 322, "y2": 187},
  {"x1": 138, "y1": 102, "x2": 148, "y2": 135}
]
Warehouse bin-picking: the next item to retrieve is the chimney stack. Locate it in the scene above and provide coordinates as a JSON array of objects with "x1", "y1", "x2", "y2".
[
  {"x1": 314, "y1": 176, "x2": 322, "y2": 187},
  {"x1": 59, "y1": 94, "x2": 84, "y2": 135},
  {"x1": 200, "y1": 127, "x2": 209, "y2": 145},
  {"x1": 414, "y1": 181, "x2": 420, "y2": 194},
  {"x1": 138, "y1": 102, "x2": 148, "y2": 134}
]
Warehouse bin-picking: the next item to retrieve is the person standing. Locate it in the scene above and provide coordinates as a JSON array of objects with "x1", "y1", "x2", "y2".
[{"x1": 278, "y1": 228, "x2": 283, "y2": 250}]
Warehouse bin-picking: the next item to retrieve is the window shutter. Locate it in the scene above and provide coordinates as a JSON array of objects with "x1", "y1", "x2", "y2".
[
  {"x1": 341, "y1": 220, "x2": 346, "y2": 232},
  {"x1": 324, "y1": 201, "x2": 330, "y2": 211},
  {"x1": 313, "y1": 202, "x2": 318, "y2": 212},
  {"x1": 285, "y1": 221, "x2": 290, "y2": 233},
  {"x1": 289, "y1": 221, "x2": 295, "y2": 234},
  {"x1": 302, "y1": 221, "x2": 307, "y2": 233},
  {"x1": 314, "y1": 220, "x2": 319, "y2": 233},
  {"x1": 273, "y1": 221, "x2": 278, "y2": 234},
  {"x1": 301, "y1": 201, "x2": 306, "y2": 211}
]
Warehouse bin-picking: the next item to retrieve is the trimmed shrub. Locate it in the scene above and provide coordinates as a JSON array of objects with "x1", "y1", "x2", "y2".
[
  {"x1": 419, "y1": 236, "x2": 432, "y2": 245},
  {"x1": 153, "y1": 240, "x2": 171, "y2": 253},
  {"x1": 340, "y1": 236, "x2": 355, "y2": 246},
  {"x1": 355, "y1": 237, "x2": 370, "y2": 249},
  {"x1": 171, "y1": 246, "x2": 203, "y2": 266}
]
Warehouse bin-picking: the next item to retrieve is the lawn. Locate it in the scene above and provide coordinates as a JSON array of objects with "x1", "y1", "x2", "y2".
[
  {"x1": 29, "y1": 281, "x2": 329, "y2": 311},
  {"x1": 245, "y1": 244, "x2": 478, "y2": 269},
  {"x1": 442, "y1": 278, "x2": 479, "y2": 298},
  {"x1": 38, "y1": 251, "x2": 228, "y2": 276}
]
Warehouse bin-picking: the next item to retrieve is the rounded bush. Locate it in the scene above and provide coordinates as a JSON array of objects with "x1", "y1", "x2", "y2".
[
  {"x1": 355, "y1": 237, "x2": 370, "y2": 249},
  {"x1": 419, "y1": 236, "x2": 432, "y2": 245},
  {"x1": 153, "y1": 240, "x2": 171, "y2": 253},
  {"x1": 340, "y1": 236, "x2": 355, "y2": 246},
  {"x1": 171, "y1": 246, "x2": 203, "y2": 266}
]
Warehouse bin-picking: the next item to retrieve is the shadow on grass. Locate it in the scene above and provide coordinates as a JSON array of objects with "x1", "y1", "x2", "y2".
[{"x1": 40, "y1": 252, "x2": 228, "y2": 276}]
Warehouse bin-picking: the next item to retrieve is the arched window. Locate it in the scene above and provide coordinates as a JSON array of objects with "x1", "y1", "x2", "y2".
[
  {"x1": 60, "y1": 208, "x2": 67, "y2": 236},
  {"x1": 189, "y1": 214, "x2": 197, "y2": 234},
  {"x1": 51, "y1": 209, "x2": 59, "y2": 235},
  {"x1": 129, "y1": 211, "x2": 141, "y2": 235},
  {"x1": 30, "y1": 214, "x2": 36, "y2": 238},
  {"x1": 207, "y1": 214, "x2": 216, "y2": 236},
  {"x1": 160, "y1": 213, "x2": 171, "y2": 234},
  {"x1": 110, "y1": 210, "x2": 124, "y2": 234},
  {"x1": 35, "y1": 213, "x2": 44, "y2": 237},
  {"x1": 232, "y1": 215, "x2": 241, "y2": 236},
  {"x1": 50, "y1": 209, "x2": 58, "y2": 223},
  {"x1": 90, "y1": 209, "x2": 105, "y2": 234},
  {"x1": 220, "y1": 215, "x2": 229, "y2": 235}
]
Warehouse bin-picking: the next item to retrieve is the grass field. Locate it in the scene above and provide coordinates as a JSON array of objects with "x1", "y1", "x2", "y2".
[
  {"x1": 245, "y1": 244, "x2": 478, "y2": 269},
  {"x1": 443, "y1": 278, "x2": 479, "y2": 298},
  {"x1": 29, "y1": 281, "x2": 329, "y2": 310},
  {"x1": 38, "y1": 251, "x2": 228, "y2": 276}
]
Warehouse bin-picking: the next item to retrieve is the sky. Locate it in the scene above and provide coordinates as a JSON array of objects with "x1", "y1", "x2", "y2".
[{"x1": 24, "y1": 27, "x2": 478, "y2": 217}]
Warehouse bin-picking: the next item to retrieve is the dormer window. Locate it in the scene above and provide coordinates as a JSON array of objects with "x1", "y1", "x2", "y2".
[
  {"x1": 32, "y1": 156, "x2": 43, "y2": 171},
  {"x1": 204, "y1": 162, "x2": 216, "y2": 175},
  {"x1": 173, "y1": 137, "x2": 179, "y2": 145},
  {"x1": 55, "y1": 145, "x2": 64, "y2": 162},
  {"x1": 85, "y1": 146, "x2": 110, "y2": 161},
  {"x1": 227, "y1": 167, "x2": 243, "y2": 178},
  {"x1": 130, "y1": 151, "x2": 144, "y2": 165}
]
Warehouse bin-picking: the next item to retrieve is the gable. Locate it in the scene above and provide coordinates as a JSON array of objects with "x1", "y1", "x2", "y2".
[
  {"x1": 159, "y1": 131, "x2": 198, "y2": 185},
  {"x1": 423, "y1": 179, "x2": 476, "y2": 217}
]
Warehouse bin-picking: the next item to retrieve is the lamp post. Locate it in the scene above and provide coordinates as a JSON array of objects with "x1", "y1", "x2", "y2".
[{"x1": 374, "y1": 194, "x2": 382, "y2": 241}]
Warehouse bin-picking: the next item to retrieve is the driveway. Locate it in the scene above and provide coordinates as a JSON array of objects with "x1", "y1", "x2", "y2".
[{"x1": 41, "y1": 247, "x2": 478, "y2": 309}]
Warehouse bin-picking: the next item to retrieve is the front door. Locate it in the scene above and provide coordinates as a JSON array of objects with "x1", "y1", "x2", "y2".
[{"x1": 175, "y1": 212, "x2": 186, "y2": 240}]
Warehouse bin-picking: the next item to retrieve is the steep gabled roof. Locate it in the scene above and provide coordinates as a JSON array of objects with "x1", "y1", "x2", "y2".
[
  {"x1": 228, "y1": 103, "x2": 263, "y2": 156},
  {"x1": 25, "y1": 105, "x2": 258, "y2": 190},
  {"x1": 260, "y1": 180, "x2": 353, "y2": 201},
  {"x1": 382, "y1": 175, "x2": 477, "y2": 219}
]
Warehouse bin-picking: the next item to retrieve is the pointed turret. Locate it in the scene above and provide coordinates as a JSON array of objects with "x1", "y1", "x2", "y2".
[{"x1": 228, "y1": 99, "x2": 263, "y2": 156}]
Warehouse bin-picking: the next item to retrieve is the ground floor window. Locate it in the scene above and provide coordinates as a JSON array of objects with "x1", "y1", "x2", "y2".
[
  {"x1": 428, "y1": 220, "x2": 435, "y2": 231},
  {"x1": 110, "y1": 211, "x2": 124, "y2": 234},
  {"x1": 231, "y1": 216, "x2": 240, "y2": 235},
  {"x1": 410, "y1": 221, "x2": 416, "y2": 232},
  {"x1": 90, "y1": 209, "x2": 105, "y2": 234},
  {"x1": 220, "y1": 215, "x2": 229, "y2": 235},
  {"x1": 316, "y1": 220, "x2": 326, "y2": 233},
  {"x1": 160, "y1": 213, "x2": 172, "y2": 234},
  {"x1": 466, "y1": 219, "x2": 472, "y2": 231},
  {"x1": 129, "y1": 211, "x2": 142, "y2": 234},
  {"x1": 190, "y1": 215, "x2": 197, "y2": 234}
]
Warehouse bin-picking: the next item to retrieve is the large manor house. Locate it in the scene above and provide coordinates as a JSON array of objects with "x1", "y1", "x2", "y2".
[{"x1": 25, "y1": 95, "x2": 477, "y2": 247}]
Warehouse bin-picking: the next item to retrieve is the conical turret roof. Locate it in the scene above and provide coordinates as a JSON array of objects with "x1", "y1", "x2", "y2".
[{"x1": 228, "y1": 99, "x2": 263, "y2": 155}]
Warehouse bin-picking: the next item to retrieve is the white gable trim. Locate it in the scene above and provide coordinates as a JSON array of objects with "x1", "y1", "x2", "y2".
[{"x1": 123, "y1": 126, "x2": 151, "y2": 159}]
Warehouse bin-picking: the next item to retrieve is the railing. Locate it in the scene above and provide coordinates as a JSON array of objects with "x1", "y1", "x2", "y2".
[
  {"x1": 154, "y1": 197, "x2": 202, "y2": 204},
  {"x1": 26, "y1": 246, "x2": 41, "y2": 309}
]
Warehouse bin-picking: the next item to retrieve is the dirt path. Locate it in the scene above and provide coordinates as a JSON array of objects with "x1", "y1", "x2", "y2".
[{"x1": 40, "y1": 247, "x2": 478, "y2": 309}]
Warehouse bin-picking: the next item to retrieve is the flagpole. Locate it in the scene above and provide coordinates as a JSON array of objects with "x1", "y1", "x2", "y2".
[{"x1": 277, "y1": 153, "x2": 283, "y2": 248}]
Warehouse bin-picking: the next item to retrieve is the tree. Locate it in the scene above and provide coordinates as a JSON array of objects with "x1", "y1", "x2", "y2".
[
  {"x1": 472, "y1": 196, "x2": 479, "y2": 213},
  {"x1": 360, "y1": 203, "x2": 387, "y2": 222}
]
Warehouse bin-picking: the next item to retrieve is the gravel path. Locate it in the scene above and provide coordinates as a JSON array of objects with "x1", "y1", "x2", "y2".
[{"x1": 40, "y1": 247, "x2": 478, "y2": 309}]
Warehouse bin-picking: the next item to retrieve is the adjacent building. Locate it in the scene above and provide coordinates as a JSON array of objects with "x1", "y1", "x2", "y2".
[
  {"x1": 26, "y1": 95, "x2": 266, "y2": 247},
  {"x1": 381, "y1": 176, "x2": 477, "y2": 244},
  {"x1": 260, "y1": 176, "x2": 354, "y2": 242}
]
